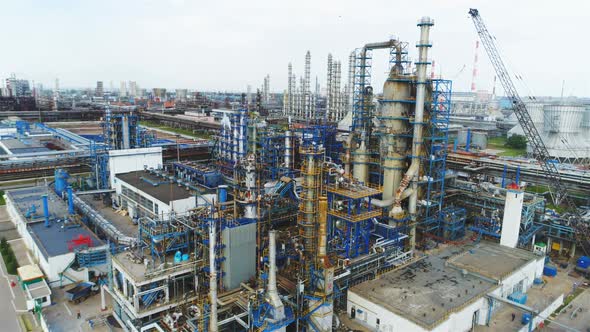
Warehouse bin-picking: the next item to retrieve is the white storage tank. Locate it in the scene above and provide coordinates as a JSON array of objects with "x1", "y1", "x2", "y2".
[{"x1": 543, "y1": 104, "x2": 584, "y2": 134}]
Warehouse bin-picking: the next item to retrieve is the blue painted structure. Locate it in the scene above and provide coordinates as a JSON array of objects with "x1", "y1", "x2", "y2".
[
  {"x1": 67, "y1": 186, "x2": 74, "y2": 215},
  {"x1": 173, "y1": 162, "x2": 223, "y2": 188},
  {"x1": 54, "y1": 169, "x2": 69, "y2": 196},
  {"x1": 42, "y1": 195, "x2": 50, "y2": 227}
]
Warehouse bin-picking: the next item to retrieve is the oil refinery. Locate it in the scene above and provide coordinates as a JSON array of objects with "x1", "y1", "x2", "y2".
[{"x1": 0, "y1": 7, "x2": 590, "y2": 332}]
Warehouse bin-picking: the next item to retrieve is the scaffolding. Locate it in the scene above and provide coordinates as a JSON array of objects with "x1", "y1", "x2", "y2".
[
  {"x1": 89, "y1": 140, "x2": 109, "y2": 190},
  {"x1": 327, "y1": 182, "x2": 382, "y2": 259},
  {"x1": 350, "y1": 48, "x2": 372, "y2": 135},
  {"x1": 102, "y1": 109, "x2": 154, "y2": 150},
  {"x1": 138, "y1": 217, "x2": 190, "y2": 264},
  {"x1": 421, "y1": 79, "x2": 452, "y2": 221}
]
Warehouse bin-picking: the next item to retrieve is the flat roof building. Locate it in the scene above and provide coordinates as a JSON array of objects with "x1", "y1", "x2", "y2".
[
  {"x1": 347, "y1": 242, "x2": 546, "y2": 332},
  {"x1": 114, "y1": 169, "x2": 197, "y2": 220},
  {"x1": 5, "y1": 186, "x2": 109, "y2": 287}
]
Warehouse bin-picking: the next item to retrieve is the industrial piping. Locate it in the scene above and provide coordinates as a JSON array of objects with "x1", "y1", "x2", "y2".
[
  {"x1": 391, "y1": 17, "x2": 433, "y2": 219},
  {"x1": 72, "y1": 194, "x2": 136, "y2": 245},
  {"x1": 67, "y1": 186, "x2": 74, "y2": 215},
  {"x1": 42, "y1": 195, "x2": 50, "y2": 227},
  {"x1": 209, "y1": 220, "x2": 218, "y2": 332},
  {"x1": 350, "y1": 39, "x2": 403, "y2": 180},
  {"x1": 267, "y1": 231, "x2": 286, "y2": 328}
]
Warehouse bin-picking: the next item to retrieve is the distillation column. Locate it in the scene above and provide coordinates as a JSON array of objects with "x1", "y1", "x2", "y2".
[
  {"x1": 381, "y1": 42, "x2": 410, "y2": 203},
  {"x1": 243, "y1": 155, "x2": 258, "y2": 219},
  {"x1": 284, "y1": 130, "x2": 293, "y2": 169}
]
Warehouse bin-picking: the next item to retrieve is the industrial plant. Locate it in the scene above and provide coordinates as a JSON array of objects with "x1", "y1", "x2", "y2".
[{"x1": 0, "y1": 8, "x2": 590, "y2": 332}]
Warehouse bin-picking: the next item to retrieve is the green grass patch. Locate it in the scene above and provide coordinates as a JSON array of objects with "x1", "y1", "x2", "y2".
[
  {"x1": 526, "y1": 185, "x2": 550, "y2": 194},
  {"x1": 0, "y1": 191, "x2": 5, "y2": 206},
  {"x1": 546, "y1": 203, "x2": 568, "y2": 214},
  {"x1": 0, "y1": 237, "x2": 19, "y2": 275},
  {"x1": 487, "y1": 136, "x2": 527, "y2": 157},
  {"x1": 139, "y1": 121, "x2": 212, "y2": 139}
]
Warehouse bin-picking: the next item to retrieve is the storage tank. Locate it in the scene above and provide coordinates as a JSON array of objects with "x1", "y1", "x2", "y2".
[
  {"x1": 457, "y1": 130, "x2": 487, "y2": 150},
  {"x1": 538, "y1": 105, "x2": 590, "y2": 162},
  {"x1": 543, "y1": 105, "x2": 583, "y2": 134},
  {"x1": 526, "y1": 102, "x2": 545, "y2": 127},
  {"x1": 54, "y1": 169, "x2": 69, "y2": 196}
]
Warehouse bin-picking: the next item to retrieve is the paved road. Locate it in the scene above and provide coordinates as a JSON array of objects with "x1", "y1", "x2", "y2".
[{"x1": 0, "y1": 253, "x2": 23, "y2": 332}]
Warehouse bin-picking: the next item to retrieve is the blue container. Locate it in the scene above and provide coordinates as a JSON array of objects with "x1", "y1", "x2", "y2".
[
  {"x1": 508, "y1": 292, "x2": 528, "y2": 305},
  {"x1": 42, "y1": 195, "x2": 50, "y2": 227},
  {"x1": 543, "y1": 265, "x2": 557, "y2": 277},
  {"x1": 182, "y1": 254, "x2": 189, "y2": 261},
  {"x1": 533, "y1": 278, "x2": 543, "y2": 285},
  {"x1": 521, "y1": 313, "x2": 531, "y2": 325},
  {"x1": 218, "y1": 185, "x2": 228, "y2": 210},
  {"x1": 54, "y1": 169, "x2": 70, "y2": 196},
  {"x1": 577, "y1": 256, "x2": 590, "y2": 269},
  {"x1": 174, "y1": 251, "x2": 182, "y2": 263}
]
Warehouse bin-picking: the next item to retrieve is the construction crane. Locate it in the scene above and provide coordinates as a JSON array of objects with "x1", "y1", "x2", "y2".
[{"x1": 468, "y1": 8, "x2": 589, "y2": 252}]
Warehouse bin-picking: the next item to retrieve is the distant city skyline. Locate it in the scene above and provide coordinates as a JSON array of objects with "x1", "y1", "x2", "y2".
[{"x1": 1, "y1": 0, "x2": 588, "y2": 97}]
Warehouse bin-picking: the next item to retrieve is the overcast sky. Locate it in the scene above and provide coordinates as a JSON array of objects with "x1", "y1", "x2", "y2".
[{"x1": 1, "y1": 0, "x2": 588, "y2": 97}]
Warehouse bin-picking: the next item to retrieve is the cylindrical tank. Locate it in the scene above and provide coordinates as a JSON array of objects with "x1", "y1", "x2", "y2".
[
  {"x1": 582, "y1": 106, "x2": 590, "y2": 129},
  {"x1": 217, "y1": 185, "x2": 228, "y2": 211},
  {"x1": 457, "y1": 130, "x2": 487, "y2": 150},
  {"x1": 352, "y1": 141, "x2": 369, "y2": 183},
  {"x1": 284, "y1": 130, "x2": 293, "y2": 168},
  {"x1": 379, "y1": 73, "x2": 412, "y2": 150},
  {"x1": 54, "y1": 169, "x2": 69, "y2": 196},
  {"x1": 42, "y1": 195, "x2": 50, "y2": 227},
  {"x1": 525, "y1": 102, "x2": 545, "y2": 127},
  {"x1": 472, "y1": 132, "x2": 487, "y2": 150},
  {"x1": 543, "y1": 105, "x2": 584, "y2": 134}
]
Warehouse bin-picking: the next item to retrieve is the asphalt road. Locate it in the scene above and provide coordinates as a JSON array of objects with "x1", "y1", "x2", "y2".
[{"x1": 0, "y1": 257, "x2": 22, "y2": 332}]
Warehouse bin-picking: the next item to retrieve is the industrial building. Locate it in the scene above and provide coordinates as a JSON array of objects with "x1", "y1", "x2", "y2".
[
  {"x1": 0, "y1": 10, "x2": 589, "y2": 332},
  {"x1": 347, "y1": 243, "x2": 544, "y2": 332}
]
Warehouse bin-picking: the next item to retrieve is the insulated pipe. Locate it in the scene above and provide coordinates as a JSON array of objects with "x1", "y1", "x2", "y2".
[
  {"x1": 318, "y1": 196, "x2": 328, "y2": 259},
  {"x1": 73, "y1": 194, "x2": 136, "y2": 245},
  {"x1": 391, "y1": 17, "x2": 433, "y2": 218},
  {"x1": 284, "y1": 130, "x2": 293, "y2": 168},
  {"x1": 209, "y1": 220, "x2": 218, "y2": 332},
  {"x1": 42, "y1": 195, "x2": 50, "y2": 227},
  {"x1": 67, "y1": 186, "x2": 74, "y2": 215},
  {"x1": 267, "y1": 231, "x2": 286, "y2": 328},
  {"x1": 371, "y1": 189, "x2": 414, "y2": 208}
]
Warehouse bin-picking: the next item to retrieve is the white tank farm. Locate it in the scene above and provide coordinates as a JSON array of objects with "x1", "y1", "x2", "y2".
[
  {"x1": 457, "y1": 130, "x2": 487, "y2": 150},
  {"x1": 540, "y1": 104, "x2": 590, "y2": 162},
  {"x1": 507, "y1": 102, "x2": 544, "y2": 137}
]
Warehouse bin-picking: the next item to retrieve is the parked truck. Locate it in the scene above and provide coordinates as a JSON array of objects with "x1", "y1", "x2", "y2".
[{"x1": 65, "y1": 282, "x2": 99, "y2": 304}]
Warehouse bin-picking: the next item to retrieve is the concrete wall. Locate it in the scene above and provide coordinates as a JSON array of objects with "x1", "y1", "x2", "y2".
[{"x1": 109, "y1": 147, "x2": 163, "y2": 189}]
